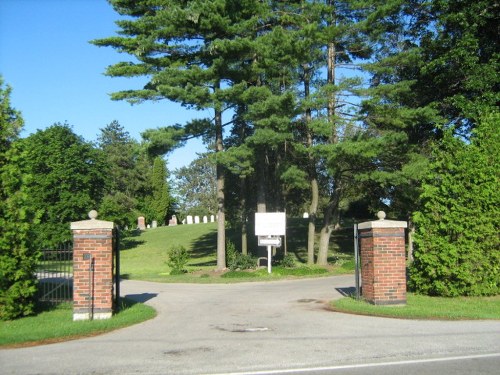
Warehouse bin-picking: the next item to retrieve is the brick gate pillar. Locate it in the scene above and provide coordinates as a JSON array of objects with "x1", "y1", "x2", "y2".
[
  {"x1": 358, "y1": 211, "x2": 407, "y2": 305},
  {"x1": 71, "y1": 210, "x2": 115, "y2": 321}
]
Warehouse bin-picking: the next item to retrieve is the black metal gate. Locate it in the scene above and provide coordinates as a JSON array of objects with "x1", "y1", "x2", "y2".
[{"x1": 37, "y1": 243, "x2": 73, "y2": 304}]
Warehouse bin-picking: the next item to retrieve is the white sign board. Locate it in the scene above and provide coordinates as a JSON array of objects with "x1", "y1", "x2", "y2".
[{"x1": 255, "y1": 212, "x2": 286, "y2": 236}]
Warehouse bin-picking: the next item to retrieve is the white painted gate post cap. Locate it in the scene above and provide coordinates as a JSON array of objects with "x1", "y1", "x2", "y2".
[
  {"x1": 358, "y1": 211, "x2": 407, "y2": 230},
  {"x1": 70, "y1": 210, "x2": 115, "y2": 230}
]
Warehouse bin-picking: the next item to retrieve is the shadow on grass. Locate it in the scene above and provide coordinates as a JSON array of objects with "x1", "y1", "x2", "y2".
[
  {"x1": 189, "y1": 260, "x2": 217, "y2": 267},
  {"x1": 188, "y1": 226, "x2": 239, "y2": 260},
  {"x1": 119, "y1": 230, "x2": 145, "y2": 251},
  {"x1": 284, "y1": 218, "x2": 355, "y2": 264},
  {"x1": 186, "y1": 218, "x2": 356, "y2": 267},
  {"x1": 189, "y1": 230, "x2": 217, "y2": 258},
  {"x1": 34, "y1": 301, "x2": 72, "y2": 314},
  {"x1": 286, "y1": 218, "x2": 308, "y2": 264}
]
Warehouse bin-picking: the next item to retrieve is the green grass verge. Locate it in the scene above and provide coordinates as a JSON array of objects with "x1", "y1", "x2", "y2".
[
  {"x1": 330, "y1": 293, "x2": 500, "y2": 320},
  {"x1": 0, "y1": 299, "x2": 157, "y2": 348},
  {"x1": 221, "y1": 267, "x2": 329, "y2": 279}
]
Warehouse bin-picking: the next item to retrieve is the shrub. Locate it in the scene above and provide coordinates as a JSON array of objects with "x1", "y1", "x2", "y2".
[
  {"x1": 226, "y1": 241, "x2": 255, "y2": 271},
  {"x1": 409, "y1": 113, "x2": 500, "y2": 296},
  {"x1": 0, "y1": 80, "x2": 40, "y2": 320},
  {"x1": 278, "y1": 253, "x2": 296, "y2": 268},
  {"x1": 166, "y1": 245, "x2": 189, "y2": 275}
]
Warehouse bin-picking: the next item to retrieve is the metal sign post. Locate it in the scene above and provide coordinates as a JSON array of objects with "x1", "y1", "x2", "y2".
[
  {"x1": 255, "y1": 213, "x2": 286, "y2": 274},
  {"x1": 354, "y1": 222, "x2": 360, "y2": 300},
  {"x1": 258, "y1": 236, "x2": 282, "y2": 273}
]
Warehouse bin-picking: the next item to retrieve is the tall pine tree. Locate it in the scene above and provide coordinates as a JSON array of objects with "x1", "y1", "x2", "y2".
[{"x1": 92, "y1": 0, "x2": 267, "y2": 269}]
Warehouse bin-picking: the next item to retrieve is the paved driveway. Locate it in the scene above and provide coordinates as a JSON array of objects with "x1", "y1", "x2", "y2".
[{"x1": 1, "y1": 275, "x2": 499, "y2": 374}]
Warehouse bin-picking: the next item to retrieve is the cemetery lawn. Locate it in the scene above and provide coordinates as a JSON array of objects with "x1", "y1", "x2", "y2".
[
  {"x1": 330, "y1": 294, "x2": 500, "y2": 320},
  {"x1": 0, "y1": 298, "x2": 156, "y2": 348},
  {"x1": 119, "y1": 220, "x2": 355, "y2": 282}
]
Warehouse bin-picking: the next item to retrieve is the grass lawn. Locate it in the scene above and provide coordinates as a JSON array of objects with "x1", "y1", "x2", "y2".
[
  {"x1": 330, "y1": 294, "x2": 500, "y2": 320},
  {"x1": 0, "y1": 299, "x2": 156, "y2": 348},
  {"x1": 119, "y1": 220, "x2": 356, "y2": 282}
]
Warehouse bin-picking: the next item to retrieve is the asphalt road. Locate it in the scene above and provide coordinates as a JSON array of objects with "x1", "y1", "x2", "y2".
[{"x1": 1, "y1": 275, "x2": 499, "y2": 374}]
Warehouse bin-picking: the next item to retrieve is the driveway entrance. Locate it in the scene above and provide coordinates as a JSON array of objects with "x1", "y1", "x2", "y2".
[{"x1": 1, "y1": 275, "x2": 499, "y2": 374}]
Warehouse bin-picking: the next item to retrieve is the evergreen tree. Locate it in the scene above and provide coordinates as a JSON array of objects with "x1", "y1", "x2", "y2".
[
  {"x1": 97, "y1": 120, "x2": 147, "y2": 228},
  {"x1": 146, "y1": 156, "x2": 172, "y2": 225},
  {"x1": 410, "y1": 112, "x2": 499, "y2": 296},
  {"x1": 97, "y1": 120, "x2": 137, "y2": 194},
  {"x1": 416, "y1": 0, "x2": 499, "y2": 131},
  {"x1": 361, "y1": 0, "x2": 499, "y2": 219},
  {"x1": 91, "y1": 0, "x2": 264, "y2": 269},
  {"x1": 0, "y1": 78, "x2": 39, "y2": 320}
]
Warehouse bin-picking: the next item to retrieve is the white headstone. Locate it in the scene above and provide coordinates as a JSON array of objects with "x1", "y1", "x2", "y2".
[
  {"x1": 210, "y1": 215, "x2": 215, "y2": 222},
  {"x1": 152, "y1": 220, "x2": 158, "y2": 228},
  {"x1": 203, "y1": 215, "x2": 208, "y2": 223},
  {"x1": 187, "y1": 215, "x2": 193, "y2": 225},
  {"x1": 194, "y1": 216, "x2": 200, "y2": 224},
  {"x1": 303, "y1": 212, "x2": 309, "y2": 219}
]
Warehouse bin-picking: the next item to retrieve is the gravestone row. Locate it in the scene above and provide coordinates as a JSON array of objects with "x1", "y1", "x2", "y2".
[{"x1": 137, "y1": 214, "x2": 216, "y2": 230}]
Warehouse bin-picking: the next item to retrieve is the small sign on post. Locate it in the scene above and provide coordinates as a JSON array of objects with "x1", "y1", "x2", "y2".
[
  {"x1": 255, "y1": 213, "x2": 286, "y2": 273},
  {"x1": 258, "y1": 236, "x2": 282, "y2": 247}
]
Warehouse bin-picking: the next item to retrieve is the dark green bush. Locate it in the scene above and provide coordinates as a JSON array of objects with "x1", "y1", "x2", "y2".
[
  {"x1": 278, "y1": 253, "x2": 296, "y2": 268},
  {"x1": 166, "y1": 245, "x2": 189, "y2": 275},
  {"x1": 409, "y1": 113, "x2": 499, "y2": 297},
  {"x1": 226, "y1": 241, "x2": 256, "y2": 271},
  {"x1": 0, "y1": 80, "x2": 40, "y2": 320}
]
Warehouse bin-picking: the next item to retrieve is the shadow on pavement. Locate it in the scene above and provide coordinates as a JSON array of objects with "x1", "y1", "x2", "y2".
[
  {"x1": 125, "y1": 293, "x2": 158, "y2": 303},
  {"x1": 336, "y1": 287, "x2": 356, "y2": 297}
]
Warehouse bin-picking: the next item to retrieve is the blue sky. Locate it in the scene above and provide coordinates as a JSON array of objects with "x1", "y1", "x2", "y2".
[{"x1": 0, "y1": 0, "x2": 207, "y2": 170}]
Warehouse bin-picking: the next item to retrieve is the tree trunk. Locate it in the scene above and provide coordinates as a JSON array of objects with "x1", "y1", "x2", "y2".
[
  {"x1": 304, "y1": 65, "x2": 318, "y2": 265},
  {"x1": 307, "y1": 178, "x2": 318, "y2": 265},
  {"x1": 256, "y1": 151, "x2": 267, "y2": 213},
  {"x1": 317, "y1": 187, "x2": 341, "y2": 265},
  {"x1": 215, "y1": 105, "x2": 226, "y2": 271},
  {"x1": 328, "y1": 41, "x2": 338, "y2": 144},
  {"x1": 316, "y1": 36, "x2": 339, "y2": 265},
  {"x1": 317, "y1": 210, "x2": 331, "y2": 265},
  {"x1": 240, "y1": 176, "x2": 248, "y2": 255},
  {"x1": 317, "y1": 225, "x2": 334, "y2": 265}
]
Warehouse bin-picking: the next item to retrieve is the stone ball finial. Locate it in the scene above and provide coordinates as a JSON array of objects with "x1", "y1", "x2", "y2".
[
  {"x1": 377, "y1": 211, "x2": 386, "y2": 220},
  {"x1": 88, "y1": 210, "x2": 98, "y2": 220}
]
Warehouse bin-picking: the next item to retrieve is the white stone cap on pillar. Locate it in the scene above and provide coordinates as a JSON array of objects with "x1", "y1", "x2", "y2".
[
  {"x1": 70, "y1": 210, "x2": 114, "y2": 230},
  {"x1": 358, "y1": 211, "x2": 407, "y2": 230}
]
